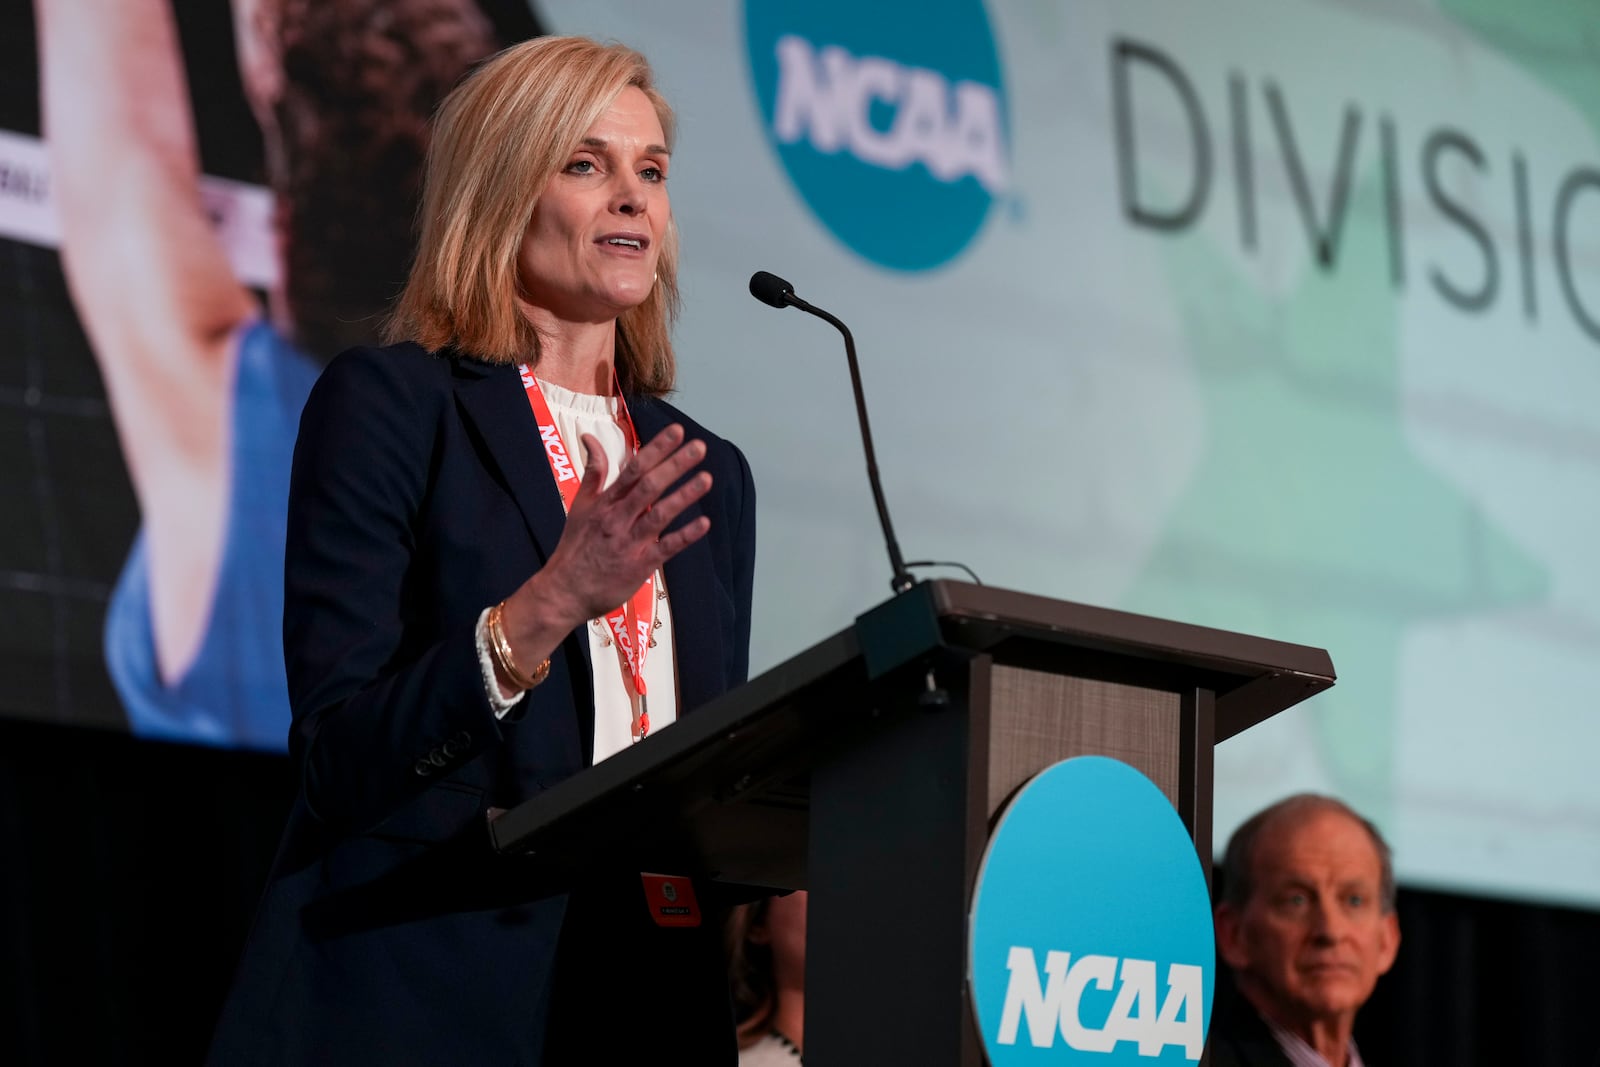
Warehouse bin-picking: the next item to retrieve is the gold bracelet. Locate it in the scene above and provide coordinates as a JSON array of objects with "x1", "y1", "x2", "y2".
[{"x1": 487, "y1": 601, "x2": 550, "y2": 692}]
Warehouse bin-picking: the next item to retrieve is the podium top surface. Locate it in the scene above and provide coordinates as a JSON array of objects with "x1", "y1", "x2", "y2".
[
  {"x1": 486, "y1": 581, "x2": 1333, "y2": 870},
  {"x1": 916, "y1": 581, "x2": 1334, "y2": 739}
]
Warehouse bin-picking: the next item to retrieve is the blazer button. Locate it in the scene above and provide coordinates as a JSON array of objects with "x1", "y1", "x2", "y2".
[
  {"x1": 413, "y1": 760, "x2": 433, "y2": 777},
  {"x1": 429, "y1": 749, "x2": 449, "y2": 767},
  {"x1": 442, "y1": 739, "x2": 462, "y2": 759},
  {"x1": 453, "y1": 730, "x2": 471, "y2": 747}
]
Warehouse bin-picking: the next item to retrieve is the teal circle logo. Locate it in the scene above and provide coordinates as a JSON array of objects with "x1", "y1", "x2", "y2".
[
  {"x1": 969, "y1": 757, "x2": 1214, "y2": 1063},
  {"x1": 743, "y1": 0, "x2": 1010, "y2": 272}
]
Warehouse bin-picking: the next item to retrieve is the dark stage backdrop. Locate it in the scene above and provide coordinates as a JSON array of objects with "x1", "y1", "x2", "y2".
[{"x1": 2, "y1": 714, "x2": 1598, "y2": 1066}]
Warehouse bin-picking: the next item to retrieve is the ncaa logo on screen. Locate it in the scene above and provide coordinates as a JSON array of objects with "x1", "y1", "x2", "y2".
[
  {"x1": 743, "y1": 0, "x2": 1010, "y2": 272},
  {"x1": 969, "y1": 757, "x2": 1215, "y2": 1063}
]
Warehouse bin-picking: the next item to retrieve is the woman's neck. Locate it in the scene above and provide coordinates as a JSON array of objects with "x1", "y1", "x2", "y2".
[
  {"x1": 771, "y1": 992, "x2": 804, "y2": 1055},
  {"x1": 524, "y1": 310, "x2": 617, "y2": 395}
]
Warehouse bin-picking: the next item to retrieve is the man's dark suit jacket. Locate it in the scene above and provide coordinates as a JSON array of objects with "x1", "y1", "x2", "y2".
[
  {"x1": 1208, "y1": 987, "x2": 1296, "y2": 1067},
  {"x1": 207, "y1": 344, "x2": 757, "y2": 1066}
]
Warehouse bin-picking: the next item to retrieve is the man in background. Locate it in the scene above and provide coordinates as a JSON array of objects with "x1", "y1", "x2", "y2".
[{"x1": 1211, "y1": 794, "x2": 1401, "y2": 1067}]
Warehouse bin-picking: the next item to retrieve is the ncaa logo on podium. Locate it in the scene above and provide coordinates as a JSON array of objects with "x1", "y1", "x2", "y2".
[
  {"x1": 968, "y1": 757, "x2": 1215, "y2": 1063},
  {"x1": 743, "y1": 0, "x2": 1010, "y2": 272}
]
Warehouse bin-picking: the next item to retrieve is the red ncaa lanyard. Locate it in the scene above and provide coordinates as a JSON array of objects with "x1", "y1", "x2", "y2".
[{"x1": 517, "y1": 363, "x2": 657, "y2": 741}]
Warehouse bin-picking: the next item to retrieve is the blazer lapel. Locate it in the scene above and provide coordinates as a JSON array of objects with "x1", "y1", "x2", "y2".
[
  {"x1": 631, "y1": 397, "x2": 724, "y2": 715},
  {"x1": 453, "y1": 361, "x2": 568, "y2": 566}
]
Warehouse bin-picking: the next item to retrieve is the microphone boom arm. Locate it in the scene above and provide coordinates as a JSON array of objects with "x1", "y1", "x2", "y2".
[{"x1": 782, "y1": 290, "x2": 916, "y2": 595}]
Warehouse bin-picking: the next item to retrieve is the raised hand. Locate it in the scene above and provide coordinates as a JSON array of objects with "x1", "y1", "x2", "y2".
[{"x1": 496, "y1": 423, "x2": 713, "y2": 681}]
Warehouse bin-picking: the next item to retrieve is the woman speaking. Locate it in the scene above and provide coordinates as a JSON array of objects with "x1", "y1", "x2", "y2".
[{"x1": 208, "y1": 36, "x2": 756, "y2": 1066}]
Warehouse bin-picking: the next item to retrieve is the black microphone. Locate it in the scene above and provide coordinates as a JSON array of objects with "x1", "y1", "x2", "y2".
[
  {"x1": 748, "y1": 270, "x2": 795, "y2": 309},
  {"x1": 748, "y1": 270, "x2": 915, "y2": 594}
]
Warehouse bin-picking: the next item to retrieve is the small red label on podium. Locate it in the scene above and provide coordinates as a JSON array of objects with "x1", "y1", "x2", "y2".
[{"x1": 641, "y1": 873, "x2": 701, "y2": 927}]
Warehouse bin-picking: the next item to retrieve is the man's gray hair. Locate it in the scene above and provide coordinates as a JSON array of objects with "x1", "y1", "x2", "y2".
[{"x1": 1219, "y1": 793, "x2": 1396, "y2": 914}]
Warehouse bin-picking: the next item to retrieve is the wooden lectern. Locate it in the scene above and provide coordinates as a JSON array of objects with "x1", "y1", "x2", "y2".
[{"x1": 489, "y1": 580, "x2": 1334, "y2": 1066}]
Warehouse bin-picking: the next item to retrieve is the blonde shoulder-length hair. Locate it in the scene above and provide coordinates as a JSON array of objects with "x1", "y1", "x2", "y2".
[{"x1": 385, "y1": 36, "x2": 679, "y2": 395}]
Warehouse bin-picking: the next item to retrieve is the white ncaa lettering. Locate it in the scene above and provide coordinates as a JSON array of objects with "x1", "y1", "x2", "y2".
[
  {"x1": 997, "y1": 947, "x2": 1071, "y2": 1048},
  {"x1": 997, "y1": 947, "x2": 1203, "y2": 1059},
  {"x1": 540, "y1": 423, "x2": 576, "y2": 482},
  {"x1": 1061, "y1": 953, "x2": 1118, "y2": 1052},
  {"x1": 1152, "y1": 962, "x2": 1204, "y2": 1059},
  {"x1": 609, "y1": 613, "x2": 640, "y2": 674},
  {"x1": 771, "y1": 35, "x2": 1009, "y2": 194}
]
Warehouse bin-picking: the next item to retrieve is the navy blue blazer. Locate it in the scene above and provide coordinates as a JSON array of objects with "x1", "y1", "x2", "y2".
[{"x1": 208, "y1": 343, "x2": 756, "y2": 1066}]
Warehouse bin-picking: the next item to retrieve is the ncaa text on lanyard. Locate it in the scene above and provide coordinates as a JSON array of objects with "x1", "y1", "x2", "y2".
[{"x1": 517, "y1": 363, "x2": 658, "y2": 742}]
